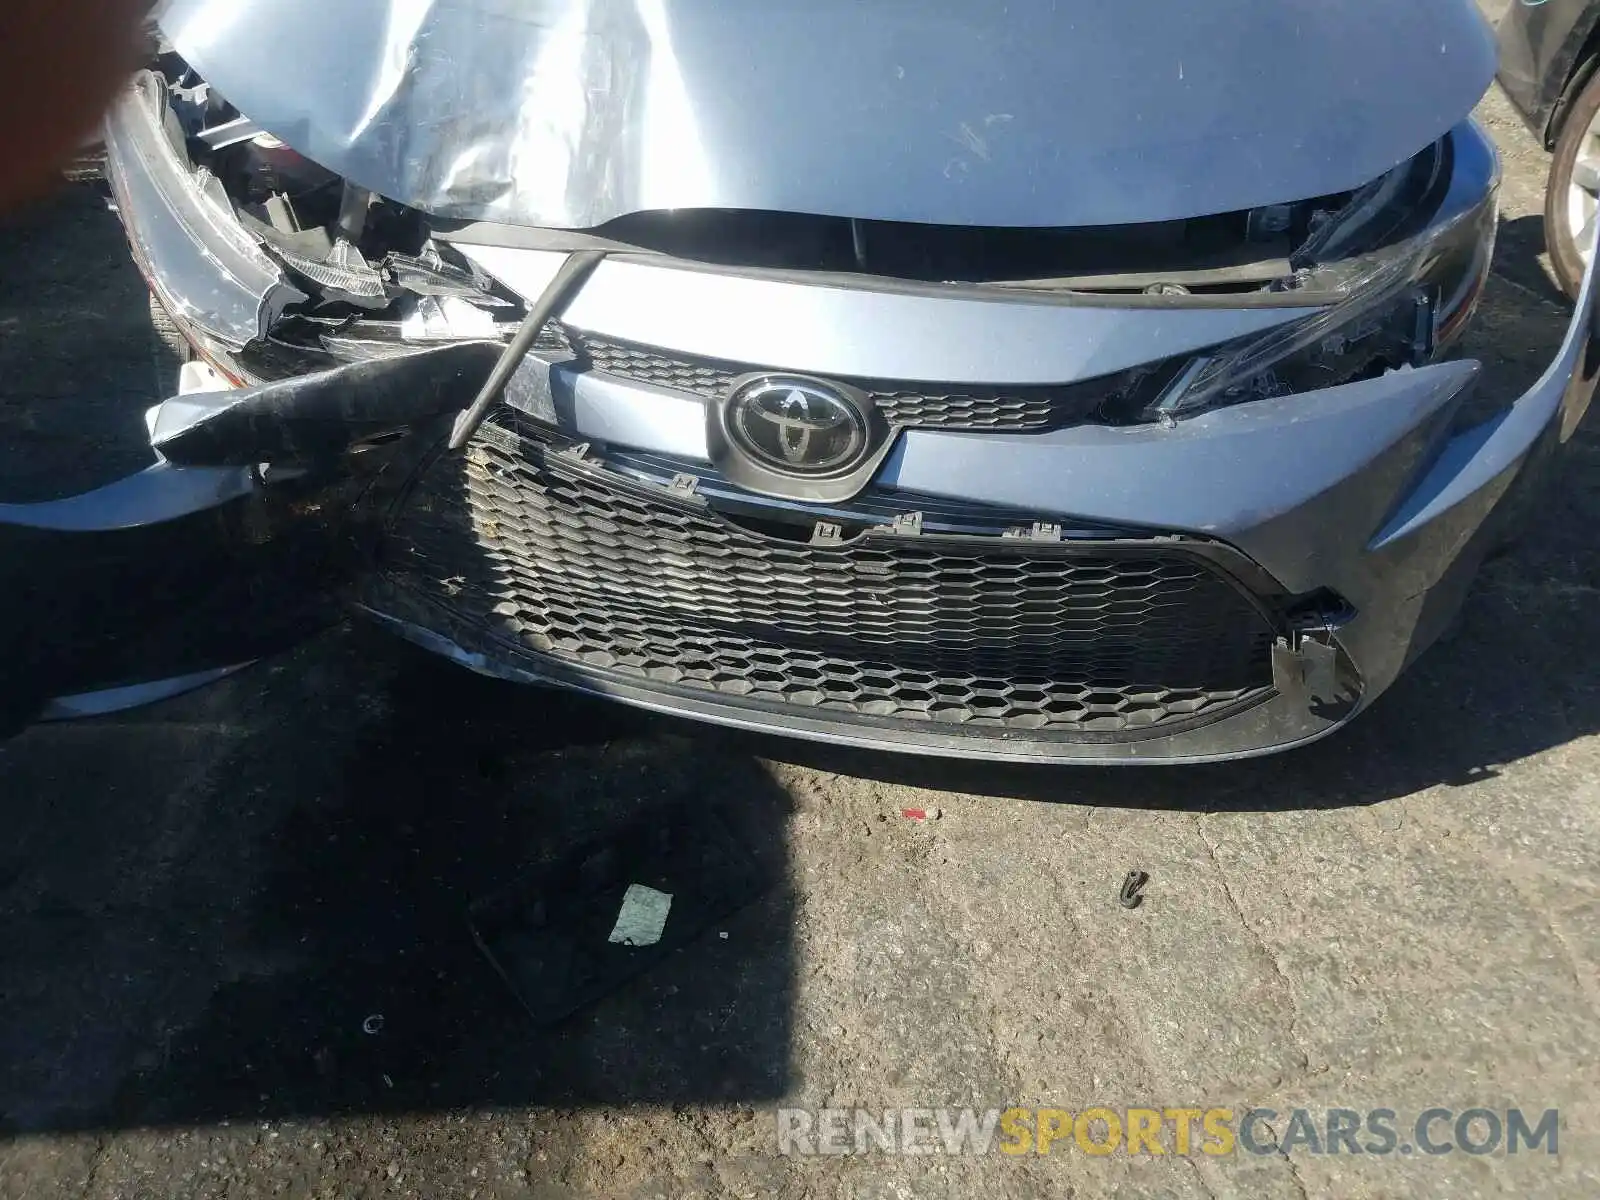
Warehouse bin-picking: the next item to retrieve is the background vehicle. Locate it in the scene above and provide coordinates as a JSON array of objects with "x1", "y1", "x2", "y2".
[{"x1": 1497, "y1": 0, "x2": 1600, "y2": 296}]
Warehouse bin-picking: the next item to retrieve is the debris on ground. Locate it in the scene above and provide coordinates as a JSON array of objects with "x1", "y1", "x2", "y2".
[
  {"x1": 469, "y1": 803, "x2": 764, "y2": 1024},
  {"x1": 1119, "y1": 870, "x2": 1149, "y2": 909}
]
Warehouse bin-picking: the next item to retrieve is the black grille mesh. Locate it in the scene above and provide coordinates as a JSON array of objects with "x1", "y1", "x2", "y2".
[
  {"x1": 578, "y1": 335, "x2": 735, "y2": 400},
  {"x1": 381, "y1": 417, "x2": 1276, "y2": 739},
  {"x1": 536, "y1": 326, "x2": 1122, "y2": 432}
]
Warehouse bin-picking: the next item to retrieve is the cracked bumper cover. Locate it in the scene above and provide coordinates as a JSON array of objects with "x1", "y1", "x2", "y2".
[{"x1": 7, "y1": 86, "x2": 1595, "y2": 760}]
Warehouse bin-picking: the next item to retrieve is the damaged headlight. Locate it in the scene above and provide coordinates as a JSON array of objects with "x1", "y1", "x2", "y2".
[
  {"x1": 105, "y1": 62, "x2": 524, "y2": 389},
  {"x1": 103, "y1": 71, "x2": 310, "y2": 379},
  {"x1": 1152, "y1": 250, "x2": 1437, "y2": 414},
  {"x1": 1152, "y1": 125, "x2": 1498, "y2": 417}
]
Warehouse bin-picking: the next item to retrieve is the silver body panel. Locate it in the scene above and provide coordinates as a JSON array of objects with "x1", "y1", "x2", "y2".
[{"x1": 158, "y1": 0, "x2": 1495, "y2": 229}]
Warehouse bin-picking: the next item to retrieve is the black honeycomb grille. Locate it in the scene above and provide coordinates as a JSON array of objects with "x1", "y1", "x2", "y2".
[
  {"x1": 540, "y1": 326, "x2": 1122, "y2": 432},
  {"x1": 577, "y1": 334, "x2": 734, "y2": 399},
  {"x1": 382, "y1": 418, "x2": 1277, "y2": 740}
]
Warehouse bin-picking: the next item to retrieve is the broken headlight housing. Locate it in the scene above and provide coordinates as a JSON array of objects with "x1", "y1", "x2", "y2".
[
  {"x1": 107, "y1": 63, "x2": 523, "y2": 390},
  {"x1": 1152, "y1": 124, "x2": 1498, "y2": 417}
]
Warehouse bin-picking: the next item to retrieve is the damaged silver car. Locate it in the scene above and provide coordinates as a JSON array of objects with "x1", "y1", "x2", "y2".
[{"x1": 5, "y1": 0, "x2": 1597, "y2": 761}]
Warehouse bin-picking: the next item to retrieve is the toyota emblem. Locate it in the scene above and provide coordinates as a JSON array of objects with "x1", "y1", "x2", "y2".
[{"x1": 725, "y1": 377, "x2": 870, "y2": 475}]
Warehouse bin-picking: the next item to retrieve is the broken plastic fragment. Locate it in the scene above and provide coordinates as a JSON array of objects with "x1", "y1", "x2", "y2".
[
  {"x1": 387, "y1": 243, "x2": 512, "y2": 306},
  {"x1": 265, "y1": 237, "x2": 389, "y2": 308}
]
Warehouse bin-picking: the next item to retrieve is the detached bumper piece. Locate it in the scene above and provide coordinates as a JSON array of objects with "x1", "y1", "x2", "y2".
[
  {"x1": 0, "y1": 465, "x2": 317, "y2": 730},
  {"x1": 0, "y1": 342, "x2": 511, "y2": 728},
  {"x1": 0, "y1": 347, "x2": 501, "y2": 729}
]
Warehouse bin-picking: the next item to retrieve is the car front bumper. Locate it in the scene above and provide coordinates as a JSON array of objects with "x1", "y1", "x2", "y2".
[
  {"x1": 6, "y1": 86, "x2": 1595, "y2": 762},
  {"x1": 343, "y1": 312, "x2": 1596, "y2": 764}
]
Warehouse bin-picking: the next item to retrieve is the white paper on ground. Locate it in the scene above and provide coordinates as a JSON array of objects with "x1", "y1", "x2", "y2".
[{"x1": 607, "y1": 884, "x2": 673, "y2": 947}]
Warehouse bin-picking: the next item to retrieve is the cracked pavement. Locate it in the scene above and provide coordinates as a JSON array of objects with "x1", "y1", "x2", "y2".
[{"x1": 1, "y1": 75, "x2": 1598, "y2": 1200}]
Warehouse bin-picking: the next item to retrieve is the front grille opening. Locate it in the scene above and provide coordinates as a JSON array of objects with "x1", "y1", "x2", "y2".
[{"x1": 377, "y1": 413, "x2": 1279, "y2": 743}]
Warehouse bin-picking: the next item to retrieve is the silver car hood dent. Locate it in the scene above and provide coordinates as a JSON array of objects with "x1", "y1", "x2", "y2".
[{"x1": 159, "y1": 0, "x2": 1495, "y2": 231}]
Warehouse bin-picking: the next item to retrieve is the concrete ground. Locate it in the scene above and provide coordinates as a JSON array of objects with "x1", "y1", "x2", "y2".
[{"x1": 1, "y1": 79, "x2": 1598, "y2": 1199}]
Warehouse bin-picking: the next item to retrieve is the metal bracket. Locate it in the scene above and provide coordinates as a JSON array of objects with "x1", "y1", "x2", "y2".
[
  {"x1": 1296, "y1": 637, "x2": 1341, "y2": 701},
  {"x1": 1273, "y1": 603, "x2": 1358, "y2": 715},
  {"x1": 669, "y1": 473, "x2": 699, "y2": 497}
]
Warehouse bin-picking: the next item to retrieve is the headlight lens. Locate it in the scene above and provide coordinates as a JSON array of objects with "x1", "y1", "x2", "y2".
[
  {"x1": 1153, "y1": 251, "x2": 1434, "y2": 415},
  {"x1": 1150, "y1": 127, "x2": 1498, "y2": 418}
]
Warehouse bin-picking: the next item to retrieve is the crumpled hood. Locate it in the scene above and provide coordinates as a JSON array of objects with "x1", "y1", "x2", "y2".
[{"x1": 159, "y1": 0, "x2": 1495, "y2": 231}]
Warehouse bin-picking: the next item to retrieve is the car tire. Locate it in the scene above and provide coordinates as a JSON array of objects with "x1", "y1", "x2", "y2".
[{"x1": 1546, "y1": 67, "x2": 1600, "y2": 301}]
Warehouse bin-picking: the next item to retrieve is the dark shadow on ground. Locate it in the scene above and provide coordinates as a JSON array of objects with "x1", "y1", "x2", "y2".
[
  {"x1": 1493, "y1": 213, "x2": 1570, "y2": 310},
  {"x1": 0, "y1": 632, "x2": 797, "y2": 1133},
  {"x1": 0, "y1": 184, "x2": 796, "y2": 1137},
  {"x1": 0, "y1": 183, "x2": 181, "y2": 501}
]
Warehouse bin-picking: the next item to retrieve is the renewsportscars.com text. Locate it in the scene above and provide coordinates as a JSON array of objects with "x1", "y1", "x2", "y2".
[{"x1": 776, "y1": 1106, "x2": 1559, "y2": 1158}]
